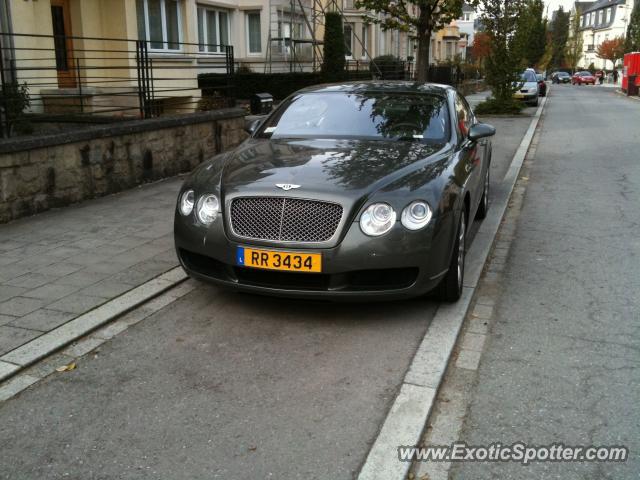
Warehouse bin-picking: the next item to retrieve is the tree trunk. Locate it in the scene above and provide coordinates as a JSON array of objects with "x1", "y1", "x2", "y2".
[{"x1": 416, "y1": 29, "x2": 431, "y2": 82}]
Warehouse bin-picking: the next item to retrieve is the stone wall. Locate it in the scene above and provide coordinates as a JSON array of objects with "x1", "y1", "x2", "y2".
[{"x1": 0, "y1": 108, "x2": 247, "y2": 223}]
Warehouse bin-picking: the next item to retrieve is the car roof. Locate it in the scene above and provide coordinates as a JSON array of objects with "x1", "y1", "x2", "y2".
[{"x1": 295, "y1": 81, "x2": 454, "y2": 96}]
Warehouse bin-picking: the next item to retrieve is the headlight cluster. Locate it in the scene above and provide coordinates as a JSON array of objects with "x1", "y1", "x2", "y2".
[
  {"x1": 179, "y1": 190, "x2": 219, "y2": 225},
  {"x1": 360, "y1": 200, "x2": 432, "y2": 236}
]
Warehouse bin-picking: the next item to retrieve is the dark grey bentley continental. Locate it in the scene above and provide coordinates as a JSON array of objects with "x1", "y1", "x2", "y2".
[{"x1": 174, "y1": 82, "x2": 495, "y2": 301}]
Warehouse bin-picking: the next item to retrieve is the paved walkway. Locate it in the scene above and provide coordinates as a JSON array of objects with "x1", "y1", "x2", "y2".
[{"x1": 0, "y1": 179, "x2": 181, "y2": 358}]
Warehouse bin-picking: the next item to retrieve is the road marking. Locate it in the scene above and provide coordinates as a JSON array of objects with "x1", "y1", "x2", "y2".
[{"x1": 357, "y1": 96, "x2": 548, "y2": 480}]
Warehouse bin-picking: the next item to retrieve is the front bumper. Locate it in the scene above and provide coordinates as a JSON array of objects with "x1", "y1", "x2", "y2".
[
  {"x1": 513, "y1": 92, "x2": 537, "y2": 102},
  {"x1": 174, "y1": 213, "x2": 455, "y2": 301}
]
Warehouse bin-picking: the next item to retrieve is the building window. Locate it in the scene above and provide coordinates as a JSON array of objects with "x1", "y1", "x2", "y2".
[
  {"x1": 197, "y1": 6, "x2": 229, "y2": 52},
  {"x1": 607, "y1": 7, "x2": 612, "y2": 22},
  {"x1": 361, "y1": 23, "x2": 369, "y2": 58},
  {"x1": 598, "y1": 10, "x2": 603, "y2": 24},
  {"x1": 246, "y1": 11, "x2": 261, "y2": 54},
  {"x1": 463, "y1": 12, "x2": 471, "y2": 21},
  {"x1": 137, "y1": 0, "x2": 182, "y2": 51},
  {"x1": 344, "y1": 22, "x2": 353, "y2": 57}
]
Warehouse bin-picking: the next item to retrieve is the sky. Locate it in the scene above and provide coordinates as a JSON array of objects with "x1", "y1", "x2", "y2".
[{"x1": 544, "y1": 0, "x2": 575, "y2": 16}]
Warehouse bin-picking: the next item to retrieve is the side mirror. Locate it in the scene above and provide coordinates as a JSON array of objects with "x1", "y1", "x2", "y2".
[
  {"x1": 468, "y1": 123, "x2": 496, "y2": 142},
  {"x1": 245, "y1": 118, "x2": 262, "y2": 135}
]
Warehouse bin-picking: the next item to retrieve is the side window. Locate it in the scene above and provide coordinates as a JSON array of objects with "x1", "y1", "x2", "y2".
[{"x1": 454, "y1": 94, "x2": 473, "y2": 139}]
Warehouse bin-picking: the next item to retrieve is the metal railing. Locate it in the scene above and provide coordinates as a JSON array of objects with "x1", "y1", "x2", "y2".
[{"x1": 0, "y1": 32, "x2": 234, "y2": 138}]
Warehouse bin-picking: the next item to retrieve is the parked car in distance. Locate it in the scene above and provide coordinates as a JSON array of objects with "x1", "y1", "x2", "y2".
[
  {"x1": 536, "y1": 74, "x2": 547, "y2": 97},
  {"x1": 572, "y1": 71, "x2": 596, "y2": 85},
  {"x1": 551, "y1": 71, "x2": 571, "y2": 84},
  {"x1": 174, "y1": 82, "x2": 496, "y2": 302},
  {"x1": 513, "y1": 69, "x2": 539, "y2": 106}
]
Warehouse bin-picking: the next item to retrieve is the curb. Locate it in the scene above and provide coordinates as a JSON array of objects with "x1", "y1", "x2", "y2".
[
  {"x1": 0, "y1": 267, "x2": 187, "y2": 384},
  {"x1": 614, "y1": 88, "x2": 640, "y2": 101},
  {"x1": 357, "y1": 96, "x2": 548, "y2": 480}
]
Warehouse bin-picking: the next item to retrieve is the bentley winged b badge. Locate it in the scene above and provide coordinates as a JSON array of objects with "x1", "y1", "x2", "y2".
[{"x1": 275, "y1": 184, "x2": 301, "y2": 191}]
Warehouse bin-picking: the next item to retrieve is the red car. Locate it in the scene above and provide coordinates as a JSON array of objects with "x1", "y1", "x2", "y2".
[{"x1": 572, "y1": 71, "x2": 596, "y2": 85}]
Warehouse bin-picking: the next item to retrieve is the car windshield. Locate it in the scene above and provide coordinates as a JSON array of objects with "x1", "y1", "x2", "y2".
[
  {"x1": 579, "y1": 71, "x2": 591, "y2": 76},
  {"x1": 520, "y1": 71, "x2": 537, "y2": 82},
  {"x1": 536, "y1": 74, "x2": 543, "y2": 81},
  {"x1": 558, "y1": 72, "x2": 569, "y2": 76},
  {"x1": 256, "y1": 91, "x2": 450, "y2": 144}
]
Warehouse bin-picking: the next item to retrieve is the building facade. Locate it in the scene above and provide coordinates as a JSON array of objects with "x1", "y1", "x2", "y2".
[{"x1": 576, "y1": 0, "x2": 635, "y2": 69}]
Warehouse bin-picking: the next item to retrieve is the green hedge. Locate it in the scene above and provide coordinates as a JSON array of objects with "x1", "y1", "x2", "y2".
[
  {"x1": 198, "y1": 71, "x2": 372, "y2": 100},
  {"x1": 370, "y1": 55, "x2": 406, "y2": 80}
]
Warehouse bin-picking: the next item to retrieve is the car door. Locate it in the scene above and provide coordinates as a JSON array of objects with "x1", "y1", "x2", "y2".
[{"x1": 454, "y1": 93, "x2": 484, "y2": 216}]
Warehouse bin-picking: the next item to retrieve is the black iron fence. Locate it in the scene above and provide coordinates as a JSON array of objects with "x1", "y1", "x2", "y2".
[{"x1": 0, "y1": 32, "x2": 234, "y2": 138}]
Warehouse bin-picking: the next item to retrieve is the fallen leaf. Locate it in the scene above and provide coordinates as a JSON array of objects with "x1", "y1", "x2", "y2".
[{"x1": 56, "y1": 362, "x2": 76, "y2": 372}]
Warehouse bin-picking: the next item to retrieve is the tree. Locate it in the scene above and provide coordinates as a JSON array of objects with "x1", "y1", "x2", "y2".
[
  {"x1": 625, "y1": 0, "x2": 640, "y2": 52},
  {"x1": 597, "y1": 37, "x2": 626, "y2": 69},
  {"x1": 321, "y1": 12, "x2": 346, "y2": 82},
  {"x1": 474, "y1": 0, "x2": 527, "y2": 113},
  {"x1": 565, "y1": 11, "x2": 584, "y2": 71},
  {"x1": 513, "y1": 0, "x2": 547, "y2": 68},
  {"x1": 549, "y1": 7, "x2": 570, "y2": 69},
  {"x1": 471, "y1": 31, "x2": 492, "y2": 67},
  {"x1": 355, "y1": 0, "x2": 469, "y2": 81}
]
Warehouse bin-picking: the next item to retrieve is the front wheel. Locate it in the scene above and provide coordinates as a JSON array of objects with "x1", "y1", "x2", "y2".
[{"x1": 436, "y1": 211, "x2": 466, "y2": 302}]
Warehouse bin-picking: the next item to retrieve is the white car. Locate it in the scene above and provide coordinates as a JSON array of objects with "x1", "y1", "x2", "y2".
[{"x1": 513, "y1": 69, "x2": 539, "y2": 107}]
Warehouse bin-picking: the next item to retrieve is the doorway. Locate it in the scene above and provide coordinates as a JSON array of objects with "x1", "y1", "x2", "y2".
[{"x1": 50, "y1": 0, "x2": 76, "y2": 88}]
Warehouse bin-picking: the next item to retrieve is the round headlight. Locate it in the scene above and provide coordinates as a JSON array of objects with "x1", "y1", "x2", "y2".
[
  {"x1": 196, "y1": 194, "x2": 219, "y2": 225},
  {"x1": 401, "y1": 201, "x2": 432, "y2": 231},
  {"x1": 360, "y1": 203, "x2": 396, "y2": 236},
  {"x1": 179, "y1": 190, "x2": 194, "y2": 216}
]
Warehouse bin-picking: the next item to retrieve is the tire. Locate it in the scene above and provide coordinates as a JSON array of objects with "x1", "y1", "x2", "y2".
[
  {"x1": 476, "y1": 167, "x2": 490, "y2": 220},
  {"x1": 436, "y1": 210, "x2": 466, "y2": 302}
]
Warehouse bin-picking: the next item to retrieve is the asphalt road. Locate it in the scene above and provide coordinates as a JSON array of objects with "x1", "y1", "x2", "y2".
[
  {"x1": 0, "y1": 115, "x2": 533, "y2": 480},
  {"x1": 451, "y1": 85, "x2": 640, "y2": 478}
]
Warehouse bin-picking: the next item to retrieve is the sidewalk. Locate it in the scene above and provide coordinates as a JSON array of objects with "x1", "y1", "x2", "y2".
[{"x1": 0, "y1": 178, "x2": 181, "y2": 359}]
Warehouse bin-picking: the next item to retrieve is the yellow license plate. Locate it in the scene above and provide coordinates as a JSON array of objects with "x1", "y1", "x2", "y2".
[{"x1": 236, "y1": 247, "x2": 322, "y2": 272}]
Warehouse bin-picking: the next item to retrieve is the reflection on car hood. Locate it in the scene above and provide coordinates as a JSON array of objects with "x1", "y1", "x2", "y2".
[{"x1": 215, "y1": 138, "x2": 448, "y2": 195}]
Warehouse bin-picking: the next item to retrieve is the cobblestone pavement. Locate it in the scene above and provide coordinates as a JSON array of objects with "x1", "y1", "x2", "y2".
[{"x1": 0, "y1": 178, "x2": 181, "y2": 357}]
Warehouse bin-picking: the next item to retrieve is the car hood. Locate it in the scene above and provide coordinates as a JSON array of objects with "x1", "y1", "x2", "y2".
[
  {"x1": 515, "y1": 81, "x2": 538, "y2": 90},
  {"x1": 203, "y1": 138, "x2": 450, "y2": 199}
]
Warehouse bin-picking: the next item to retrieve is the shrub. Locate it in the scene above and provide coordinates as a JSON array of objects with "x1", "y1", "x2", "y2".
[
  {"x1": 475, "y1": 97, "x2": 525, "y2": 115},
  {"x1": 370, "y1": 55, "x2": 406, "y2": 79},
  {"x1": 322, "y1": 12, "x2": 346, "y2": 82},
  {"x1": 199, "y1": 69, "x2": 374, "y2": 101},
  {"x1": 199, "y1": 72, "x2": 323, "y2": 100},
  {"x1": 1, "y1": 82, "x2": 31, "y2": 135}
]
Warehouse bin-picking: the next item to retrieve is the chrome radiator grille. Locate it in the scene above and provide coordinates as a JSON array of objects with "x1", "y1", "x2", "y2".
[{"x1": 230, "y1": 197, "x2": 343, "y2": 242}]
